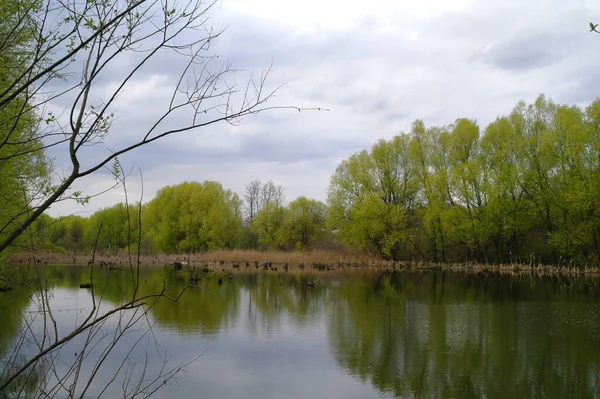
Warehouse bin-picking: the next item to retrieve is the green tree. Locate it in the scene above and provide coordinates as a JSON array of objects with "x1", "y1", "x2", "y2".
[
  {"x1": 0, "y1": 0, "x2": 51, "y2": 255},
  {"x1": 85, "y1": 203, "x2": 129, "y2": 251},
  {"x1": 46, "y1": 216, "x2": 88, "y2": 252},
  {"x1": 509, "y1": 95, "x2": 561, "y2": 262},
  {"x1": 200, "y1": 185, "x2": 244, "y2": 250},
  {"x1": 328, "y1": 136, "x2": 417, "y2": 259},
  {"x1": 545, "y1": 101, "x2": 600, "y2": 262},
  {"x1": 480, "y1": 115, "x2": 532, "y2": 262},
  {"x1": 280, "y1": 197, "x2": 326, "y2": 250},
  {"x1": 251, "y1": 201, "x2": 286, "y2": 249},
  {"x1": 144, "y1": 181, "x2": 243, "y2": 253},
  {"x1": 446, "y1": 118, "x2": 494, "y2": 262},
  {"x1": 409, "y1": 121, "x2": 453, "y2": 263}
]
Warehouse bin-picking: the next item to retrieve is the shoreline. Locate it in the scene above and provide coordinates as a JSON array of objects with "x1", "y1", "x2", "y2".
[{"x1": 7, "y1": 249, "x2": 600, "y2": 277}]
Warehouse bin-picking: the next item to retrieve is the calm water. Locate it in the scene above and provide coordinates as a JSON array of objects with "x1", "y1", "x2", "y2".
[{"x1": 1, "y1": 266, "x2": 600, "y2": 398}]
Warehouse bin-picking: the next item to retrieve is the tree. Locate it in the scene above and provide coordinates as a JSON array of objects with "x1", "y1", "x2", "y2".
[
  {"x1": 280, "y1": 197, "x2": 327, "y2": 250},
  {"x1": 0, "y1": 0, "x2": 293, "y2": 254},
  {"x1": 242, "y1": 179, "x2": 285, "y2": 248},
  {"x1": 144, "y1": 181, "x2": 243, "y2": 253},
  {"x1": 260, "y1": 180, "x2": 285, "y2": 209},
  {"x1": 0, "y1": 0, "x2": 52, "y2": 253},
  {"x1": 446, "y1": 118, "x2": 494, "y2": 262},
  {"x1": 200, "y1": 185, "x2": 243, "y2": 250},
  {"x1": 327, "y1": 136, "x2": 417, "y2": 260},
  {"x1": 251, "y1": 201, "x2": 286, "y2": 249},
  {"x1": 409, "y1": 121, "x2": 452, "y2": 263},
  {"x1": 480, "y1": 115, "x2": 532, "y2": 262},
  {"x1": 243, "y1": 180, "x2": 262, "y2": 224},
  {"x1": 84, "y1": 203, "x2": 129, "y2": 251}
]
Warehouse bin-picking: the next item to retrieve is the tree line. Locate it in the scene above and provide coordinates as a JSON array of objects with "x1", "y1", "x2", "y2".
[
  {"x1": 32, "y1": 179, "x2": 327, "y2": 254},
  {"x1": 329, "y1": 95, "x2": 600, "y2": 265},
  {"x1": 16, "y1": 95, "x2": 600, "y2": 265}
]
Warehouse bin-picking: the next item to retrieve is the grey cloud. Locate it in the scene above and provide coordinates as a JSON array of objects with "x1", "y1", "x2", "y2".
[
  {"x1": 113, "y1": 127, "x2": 363, "y2": 173},
  {"x1": 552, "y1": 58, "x2": 600, "y2": 104},
  {"x1": 476, "y1": 34, "x2": 572, "y2": 71},
  {"x1": 45, "y1": 0, "x2": 600, "y2": 217}
]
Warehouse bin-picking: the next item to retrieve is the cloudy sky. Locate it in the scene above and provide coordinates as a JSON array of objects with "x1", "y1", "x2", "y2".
[{"x1": 47, "y1": 0, "x2": 600, "y2": 217}]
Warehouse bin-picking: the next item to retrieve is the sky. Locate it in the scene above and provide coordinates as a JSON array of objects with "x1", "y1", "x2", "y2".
[{"x1": 46, "y1": 0, "x2": 600, "y2": 217}]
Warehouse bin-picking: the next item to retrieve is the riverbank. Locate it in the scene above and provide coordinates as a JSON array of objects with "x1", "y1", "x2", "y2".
[{"x1": 7, "y1": 249, "x2": 600, "y2": 277}]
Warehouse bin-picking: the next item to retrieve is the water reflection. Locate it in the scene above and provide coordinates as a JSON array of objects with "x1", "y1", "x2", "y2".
[
  {"x1": 0, "y1": 266, "x2": 599, "y2": 398},
  {"x1": 328, "y1": 271, "x2": 600, "y2": 398}
]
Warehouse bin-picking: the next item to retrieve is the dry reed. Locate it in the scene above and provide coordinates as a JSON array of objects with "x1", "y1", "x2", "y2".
[{"x1": 8, "y1": 249, "x2": 600, "y2": 277}]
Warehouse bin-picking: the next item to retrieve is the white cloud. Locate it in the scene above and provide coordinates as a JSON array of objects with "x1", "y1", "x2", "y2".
[{"x1": 220, "y1": 0, "x2": 476, "y2": 31}]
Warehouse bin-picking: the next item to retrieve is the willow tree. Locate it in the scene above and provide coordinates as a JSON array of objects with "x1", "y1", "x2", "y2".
[
  {"x1": 144, "y1": 181, "x2": 243, "y2": 252},
  {"x1": 279, "y1": 197, "x2": 327, "y2": 250},
  {"x1": 480, "y1": 115, "x2": 531, "y2": 262},
  {"x1": 445, "y1": 118, "x2": 495, "y2": 262},
  {"x1": 251, "y1": 200, "x2": 287, "y2": 249},
  {"x1": 327, "y1": 136, "x2": 417, "y2": 260},
  {"x1": 409, "y1": 121, "x2": 453, "y2": 263},
  {"x1": 545, "y1": 100, "x2": 600, "y2": 262}
]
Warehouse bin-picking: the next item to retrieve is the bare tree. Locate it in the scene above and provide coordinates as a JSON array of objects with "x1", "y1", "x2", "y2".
[
  {"x1": 243, "y1": 179, "x2": 285, "y2": 225},
  {"x1": 0, "y1": 275, "x2": 193, "y2": 398},
  {"x1": 243, "y1": 180, "x2": 261, "y2": 224},
  {"x1": 0, "y1": 166, "x2": 194, "y2": 397},
  {"x1": 260, "y1": 180, "x2": 285, "y2": 209},
  {"x1": 0, "y1": 0, "x2": 312, "y2": 254}
]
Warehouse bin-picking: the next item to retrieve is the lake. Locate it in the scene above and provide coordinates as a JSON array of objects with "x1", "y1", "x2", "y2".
[{"x1": 1, "y1": 265, "x2": 600, "y2": 398}]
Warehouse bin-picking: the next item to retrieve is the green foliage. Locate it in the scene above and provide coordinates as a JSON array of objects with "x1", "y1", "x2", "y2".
[
  {"x1": 43, "y1": 216, "x2": 88, "y2": 252},
  {"x1": 144, "y1": 181, "x2": 243, "y2": 253},
  {"x1": 24, "y1": 181, "x2": 329, "y2": 254},
  {"x1": 279, "y1": 197, "x2": 327, "y2": 250},
  {"x1": 329, "y1": 95, "x2": 600, "y2": 266},
  {"x1": 0, "y1": 0, "x2": 51, "y2": 257},
  {"x1": 251, "y1": 201, "x2": 286, "y2": 249},
  {"x1": 327, "y1": 136, "x2": 416, "y2": 260},
  {"x1": 85, "y1": 203, "x2": 130, "y2": 250}
]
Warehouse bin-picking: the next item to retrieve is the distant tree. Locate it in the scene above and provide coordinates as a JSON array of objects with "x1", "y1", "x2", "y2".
[
  {"x1": 251, "y1": 201, "x2": 286, "y2": 250},
  {"x1": 85, "y1": 203, "x2": 129, "y2": 251},
  {"x1": 144, "y1": 181, "x2": 243, "y2": 253},
  {"x1": 260, "y1": 180, "x2": 285, "y2": 209},
  {"x1": 45, "y1": 215, "x2": 89, "y2": 252},
  {"x1": 243, "y1": 180, "x2": 263, "y2": 224},
  {"x1": 280, "y1": 197, "x2": 327, "y2": 250}
]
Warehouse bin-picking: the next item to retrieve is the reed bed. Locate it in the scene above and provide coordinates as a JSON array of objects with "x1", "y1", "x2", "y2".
[{"x1": 8, "y1": 249, "x2": 600, "y2": 277}]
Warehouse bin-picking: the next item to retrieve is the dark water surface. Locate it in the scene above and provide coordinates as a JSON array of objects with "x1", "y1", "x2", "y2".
[{"x1": 1, "y1": 266, "x2": 600, "y2": 398}]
